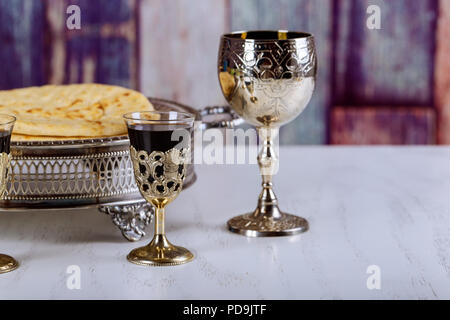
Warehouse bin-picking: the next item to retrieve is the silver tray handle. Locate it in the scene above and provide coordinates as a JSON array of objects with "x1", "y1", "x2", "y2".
[{"x1": 200, "y1": 105, "x2": 243, "y2": 130}]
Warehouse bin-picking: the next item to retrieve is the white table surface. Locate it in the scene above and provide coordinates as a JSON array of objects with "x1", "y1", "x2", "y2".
[{"x1": 1, "y1": 146, "x2": 449, "y2": 299}]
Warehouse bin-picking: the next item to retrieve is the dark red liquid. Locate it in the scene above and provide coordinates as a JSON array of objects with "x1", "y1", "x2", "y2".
[
  {"x1": 0, "y1": 131, "x2": 11, "y2": 153},
  {"x1": 127, "y1": 124, "x2": 190, "y2": 153},
  {"x1": 127, "y1": 124, "x2": 190, "y2": 197}
]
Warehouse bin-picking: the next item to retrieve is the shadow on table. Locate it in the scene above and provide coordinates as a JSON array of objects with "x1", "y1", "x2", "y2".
[{"x1": 0, "y1": 209, "x2": 127, "y2": 244}]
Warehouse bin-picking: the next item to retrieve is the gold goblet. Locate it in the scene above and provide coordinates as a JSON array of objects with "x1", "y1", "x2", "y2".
[
  {"x1": 124, "y1": 111, "x2": 194, "y2": 266},
  {"x1": 218, "y1": 31, "x2": 317, "y2": 237},
  {"x1": 0, "y1": 114, "x2": 19, "y2": 273}
]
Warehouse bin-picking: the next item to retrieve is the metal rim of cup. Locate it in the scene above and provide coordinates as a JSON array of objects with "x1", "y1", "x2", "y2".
[
  {"x1": 0, "y1": 114, "x2": 16, "y2": 126},
  {"x1": 123, "y1": 111, "x2": 195, "y2": 125},
  {"x1": 221, "y1": 30, "x2": 314, "y2": 42}
]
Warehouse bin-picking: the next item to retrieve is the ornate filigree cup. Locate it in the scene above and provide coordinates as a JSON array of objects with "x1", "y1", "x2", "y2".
[
  {"x1": 124, "y1": 111, "x2": 194, "y2": 266},
  {"x1": 218, "y1": 30, "x2": 317, "y2": 237},
  {"x1": 0, "y1": 114, "x2": 19, "y2": 273}
]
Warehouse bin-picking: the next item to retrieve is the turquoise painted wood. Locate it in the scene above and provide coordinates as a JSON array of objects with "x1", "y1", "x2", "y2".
[{"x1": 230, "y1": 0, "x2": 333, "y2": 145}]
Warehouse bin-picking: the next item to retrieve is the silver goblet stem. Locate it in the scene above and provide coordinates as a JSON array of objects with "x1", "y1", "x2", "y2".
[
  {"x1": 227, "y1": 126, "x2": 309, "y2": 237},
  {"x1": 255, "y1": 127, "x2": 281, "y2": 219}
]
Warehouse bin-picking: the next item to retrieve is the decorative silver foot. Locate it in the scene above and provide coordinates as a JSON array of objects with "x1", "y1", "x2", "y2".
[
  {"x1": 99, "y1": 202, "x2": 154, "y2": 241},
  {"x1": 226, "y1": 127, "x2": 309, "y2": 237}
]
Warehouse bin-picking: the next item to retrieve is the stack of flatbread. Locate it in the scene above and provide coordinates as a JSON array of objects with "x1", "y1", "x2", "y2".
[{"x1": 0, "y1": 84, "x2": 155, "y2": 141}]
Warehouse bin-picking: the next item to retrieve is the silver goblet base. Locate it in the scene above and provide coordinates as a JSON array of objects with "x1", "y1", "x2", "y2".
[
  {"x1": 227, "y1": 173, "x2": 309, "y2": 237},
  {"x1": 218, "y1": 30, "x2": 317, "y2": 237},
  {"x1": 227, "y1": 205, "x2": 308, "y2": 237}
]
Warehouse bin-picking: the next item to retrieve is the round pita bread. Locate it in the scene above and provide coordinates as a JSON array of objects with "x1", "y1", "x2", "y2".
[{"x1": 0, "y1": 84, "x2": 155, "y2": 137}]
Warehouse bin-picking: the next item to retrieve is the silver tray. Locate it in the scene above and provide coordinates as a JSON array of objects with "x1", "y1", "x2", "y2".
[{"x1": 0, "y1": 97, "x2": 240, "y2": 241}]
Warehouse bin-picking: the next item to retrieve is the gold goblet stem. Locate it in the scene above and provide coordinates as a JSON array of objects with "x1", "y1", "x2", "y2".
[
  {"x1": 149, "y1": 205, "x2": 171, "y2": 249},
  {"x1": 155, "y1": 206, "x2": 165, "y2": 235},
  {"x1": 127, "y1": 203, "x2": 194, "y2": 266}
]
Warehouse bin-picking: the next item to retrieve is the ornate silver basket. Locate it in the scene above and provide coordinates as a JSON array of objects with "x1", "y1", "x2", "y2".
[{"x1": 0, "y1": 98, "x2": 240, "y2": 241}]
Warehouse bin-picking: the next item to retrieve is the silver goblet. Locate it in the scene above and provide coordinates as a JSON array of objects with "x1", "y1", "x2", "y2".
[{"x1": 218, "y1": 30, "x2": 317, "y2": 237}]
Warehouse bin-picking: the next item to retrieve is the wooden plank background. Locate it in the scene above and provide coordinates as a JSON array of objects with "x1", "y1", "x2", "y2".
[
  {"x1": 334, "y1": 0, "x2": 437, "y2": 106},
  {"x1": 331, "y1": 107, "x2": 436, "y2": 145},
  {"x1": 436, "y1": 0, "x2": 450, "y2": 144},
  {"x1": 0, "y1": 0, "x2": 447, "y2": 145},
  {"x1": 230, "y1": 0, "x2": 333, "y2": 145},
  {"x1": 139, "y1": 0, "x2": 228, "y2": 109},
  {"x1": 0, "y1": 0, "x2": 46, "y2": 89},
  {"x1": 46, "y1": 0, "x2": 138, "y2": 89},
  {"x1": 332, "y1": 0, "x2": 438, "y2": 144},
  {"x1": 0, "y1": 0, "x2": 138, "y2": 89}
]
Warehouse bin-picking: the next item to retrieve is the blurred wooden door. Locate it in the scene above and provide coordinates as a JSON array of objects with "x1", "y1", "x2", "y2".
[
  {"x1": 0, "y1": 0, "x2": 448, "y2": 145},
  {"x1": 0, "y1": 0, "x2": 139, "y2": 90},
  {"x1": 330, "y1": 0, "x2": 438, "y2": 145}
]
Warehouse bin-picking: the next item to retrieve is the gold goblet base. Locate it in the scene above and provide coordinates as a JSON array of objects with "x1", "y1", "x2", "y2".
[
  {"x1": 127, "y1": 234, "x2": 194, "y2": 267},
  {"x1": 227, "y1": 212, "x2": 309, "y2": 237},
  {"x1": 0, "y1": 254, "x2": 19, "y2": 274}
]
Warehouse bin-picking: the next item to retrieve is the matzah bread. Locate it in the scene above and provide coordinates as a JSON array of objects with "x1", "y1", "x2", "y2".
[
  {"x1": 0, "y1": 84, "x2": 154, "y2": 138},
  {"x1": 11, "y1": 134, "x2": 104, "y2": 141}
]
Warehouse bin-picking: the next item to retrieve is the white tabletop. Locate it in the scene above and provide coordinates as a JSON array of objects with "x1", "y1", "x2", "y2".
[{"x1": 1, "y1": 146, "x2": 449, "y2": 299}]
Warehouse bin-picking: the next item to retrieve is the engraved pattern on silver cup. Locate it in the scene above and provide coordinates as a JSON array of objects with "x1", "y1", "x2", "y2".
[
  {"x1": 218, "y1": 32, "x2": 317, "y2": 127},
  {"x1": 218, "y1": 31, "x2": 317, "y2": 237}
]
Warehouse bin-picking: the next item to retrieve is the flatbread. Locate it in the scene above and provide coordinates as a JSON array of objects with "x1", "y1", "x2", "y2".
[
  {"x1": 0, "y1": 84, "x2": 155, "y2": 137},
  {"x1": 11, "y1": 134, "x2": 110, "y2": 142}
]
